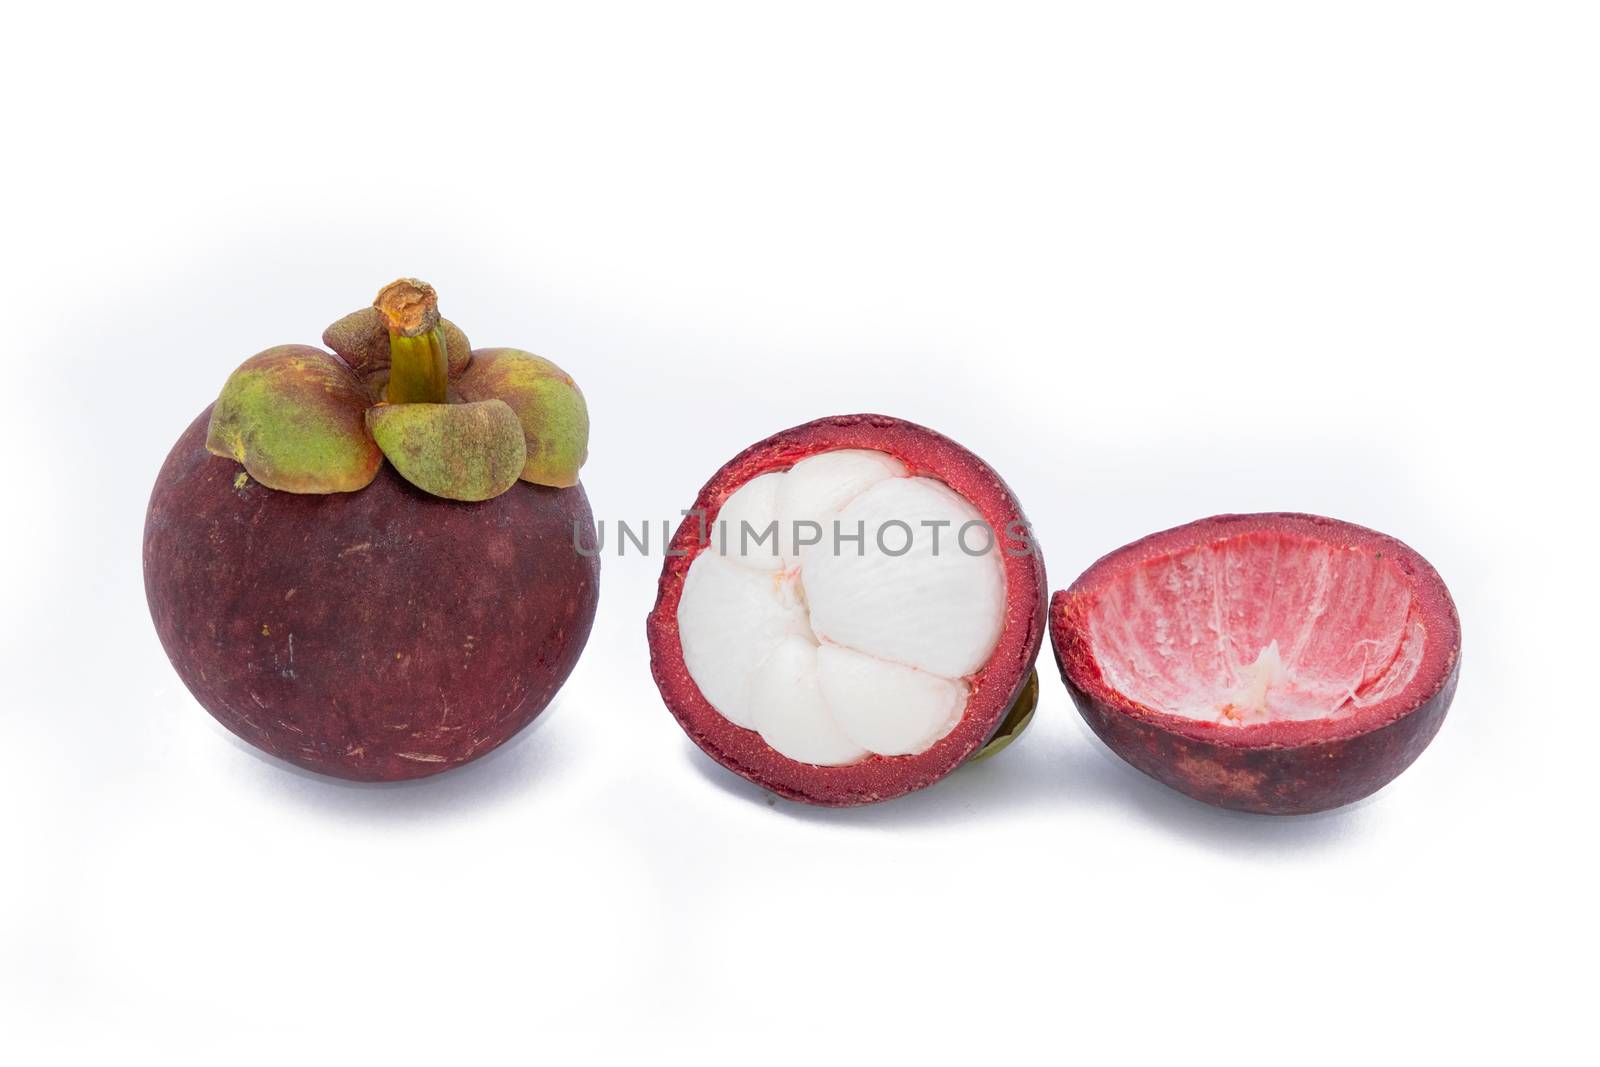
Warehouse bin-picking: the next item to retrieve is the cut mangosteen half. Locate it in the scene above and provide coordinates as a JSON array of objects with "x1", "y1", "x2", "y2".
[
  {"x1": 648, "y1": 415, "x2": 1047, "y2": 806},
  {"x1": 1051, "y1": 513, "x2": 1460, "y2": 815}
]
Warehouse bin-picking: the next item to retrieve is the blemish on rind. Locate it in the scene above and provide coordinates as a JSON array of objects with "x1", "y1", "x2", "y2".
[{"x1": 1173, "y1": 753, "x2": 1266, "y2": 797}]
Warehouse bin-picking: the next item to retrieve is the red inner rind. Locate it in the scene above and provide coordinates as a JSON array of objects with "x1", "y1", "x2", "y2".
[
  {"x1": 1051, "y1": 513, "x2": 1460, "y2": 815},
  {"x1": 1055, "y1": 513, "x2": 1459, "y2": 749},
  {"x1": 648, "y1": 414, "x2": 1047, "y2": 806},
  {"x1": 1085, "y1": 530, "x2": 1427, "y2": 725}
]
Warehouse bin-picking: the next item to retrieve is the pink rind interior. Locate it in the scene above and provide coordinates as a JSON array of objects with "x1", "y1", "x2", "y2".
[{"x1": 1086, "y1": 531, "x2": 1425, "y2": 725}]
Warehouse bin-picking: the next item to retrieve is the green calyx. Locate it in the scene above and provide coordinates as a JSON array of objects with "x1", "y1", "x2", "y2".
[
  {"x1": 967, "y1": 669, "x2": 1039, "y2": 763},
  {"x1": 456, "y1": 348, "x2": 589, "y2": 488},
  {"x1": 205, "y1": 346, "x2": 382, "y2": 493},
  {"x1": 204, "y1": 279, "x2": 590, "y2": 500},
  {"x1": 322, "y1": 306, "x2": 473, "y2": 378},
  {"x1": 367, "y1": 400, "x2": 526, "y2": 501}
]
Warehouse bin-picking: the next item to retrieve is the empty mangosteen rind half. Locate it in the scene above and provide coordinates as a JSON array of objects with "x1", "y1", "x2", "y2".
[{"x1": 1050, "y1": 512, "x2": 1461, "y2": 814}]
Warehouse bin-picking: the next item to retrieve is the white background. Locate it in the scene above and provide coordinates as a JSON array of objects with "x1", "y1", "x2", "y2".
[{"x1": 3, "y1": 2, "x2": 1595, "y2": 1062}]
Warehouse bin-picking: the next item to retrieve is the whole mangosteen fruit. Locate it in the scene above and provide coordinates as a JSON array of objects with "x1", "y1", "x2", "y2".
[
  {"x1": 144, "y1": 279, "x2": 599, "y2": 781},
  {"x1": 1050, "y1": 512, "x2": 1460, "y2": 814},
  {"x1": 647, "y1": 415, "x2": 1047, "y2": 806}
]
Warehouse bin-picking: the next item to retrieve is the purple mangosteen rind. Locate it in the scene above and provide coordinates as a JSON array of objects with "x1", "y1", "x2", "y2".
[
  {"x1": 145, "y1": 280, "x2": 601, "y2": 781},
  {"x1": 1050, "y1": 512, "x2": 1462, "y2": 815},
  {"x1": 146, "y1": 410, "x2": 600, "y2": 780}
]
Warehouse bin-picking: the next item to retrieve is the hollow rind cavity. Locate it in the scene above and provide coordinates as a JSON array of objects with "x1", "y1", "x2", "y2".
[
  {"x1": 1050, "y1": 513, "x2": 1461, "y2": 815},
  {"x1": 205, "y1": 345, "x2": 382, "y2": 494},
  {"x1": 454, "y1": 348, "x2": 590, "y2": 488}
]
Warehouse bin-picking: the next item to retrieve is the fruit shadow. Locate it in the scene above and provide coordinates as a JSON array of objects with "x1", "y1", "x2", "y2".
[
  {"x1": 684, "y1": 721, "x2": 1370, "y2": 854},
  {"x1": 222, "y1": 698, "x2": 571, "y2": 824}
]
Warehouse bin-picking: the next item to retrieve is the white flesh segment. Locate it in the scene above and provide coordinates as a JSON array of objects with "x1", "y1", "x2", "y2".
[
  {"x1": 676, "y1": 450, "x2": 1007, "y2": 765},
  {"x1": 748, "y1": 638, "x2": 869, "y2": 766},
  {"x1": 711, "y1": 471, "x2": 784, "y2": 571},
  {"x1": 676, "y1": 553, "x2": 812, "y2": 729},
  {"x1": 802, "y1": 476, "x2": 1006, "y2": 678},
  {"x1": 816, "y1": 644, "x2": 969, "y2": 755},
  {"x1": 774, "y1": 449, "x2": 907, "y2": 567}
]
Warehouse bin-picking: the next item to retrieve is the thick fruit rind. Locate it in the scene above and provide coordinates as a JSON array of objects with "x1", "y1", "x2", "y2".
[
  {"x1": 646, "y1": 413, "x2": 1048, "y2": 806},
  {"x1": 147, "y1": 407, "x2": 600, "y2": 781},
  {"x1": 366, "y1": 399, "x2": 527, "y2": 502},
  {"x1": 455, "y1": 348, "x2": 589, "y2": 488},
  {"x1": 1050, "y1": 512, "x2": 1461, "y2": 815},
  {"x1": 205, "y1": 344, "x2": 381, "y2": 493}
]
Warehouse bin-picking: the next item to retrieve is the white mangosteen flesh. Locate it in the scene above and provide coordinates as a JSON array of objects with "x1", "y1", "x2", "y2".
[
  {"x1": 675, "y1": 449, "x2": 1006, "y2": 765},
  {"x1": 1086, "y1": 534, "x2": 1427, "y2": 725}
]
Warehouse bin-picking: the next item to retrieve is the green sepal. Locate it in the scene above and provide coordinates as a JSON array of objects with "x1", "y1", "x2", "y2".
[
  {"x1": 365, "y1": 399, "x2": 527, "y2": 502},
  {"x1": 454, "y1": 348, "x2": 589, "y2": 488},
  {"x1": 968, "y1": 669, "x2": 1039, "y2": 763},
  {"x1": 205, "y1": 345, "x2": 382, "y2": 494}
]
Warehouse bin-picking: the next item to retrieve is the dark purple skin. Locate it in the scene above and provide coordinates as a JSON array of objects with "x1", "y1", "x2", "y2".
[
  {"x1": 1058, "y1": 643, "x2": 1458, "y2": 815},
  {"x1": 144, "y1": 408, "x2": 599, "y2": 781}
]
